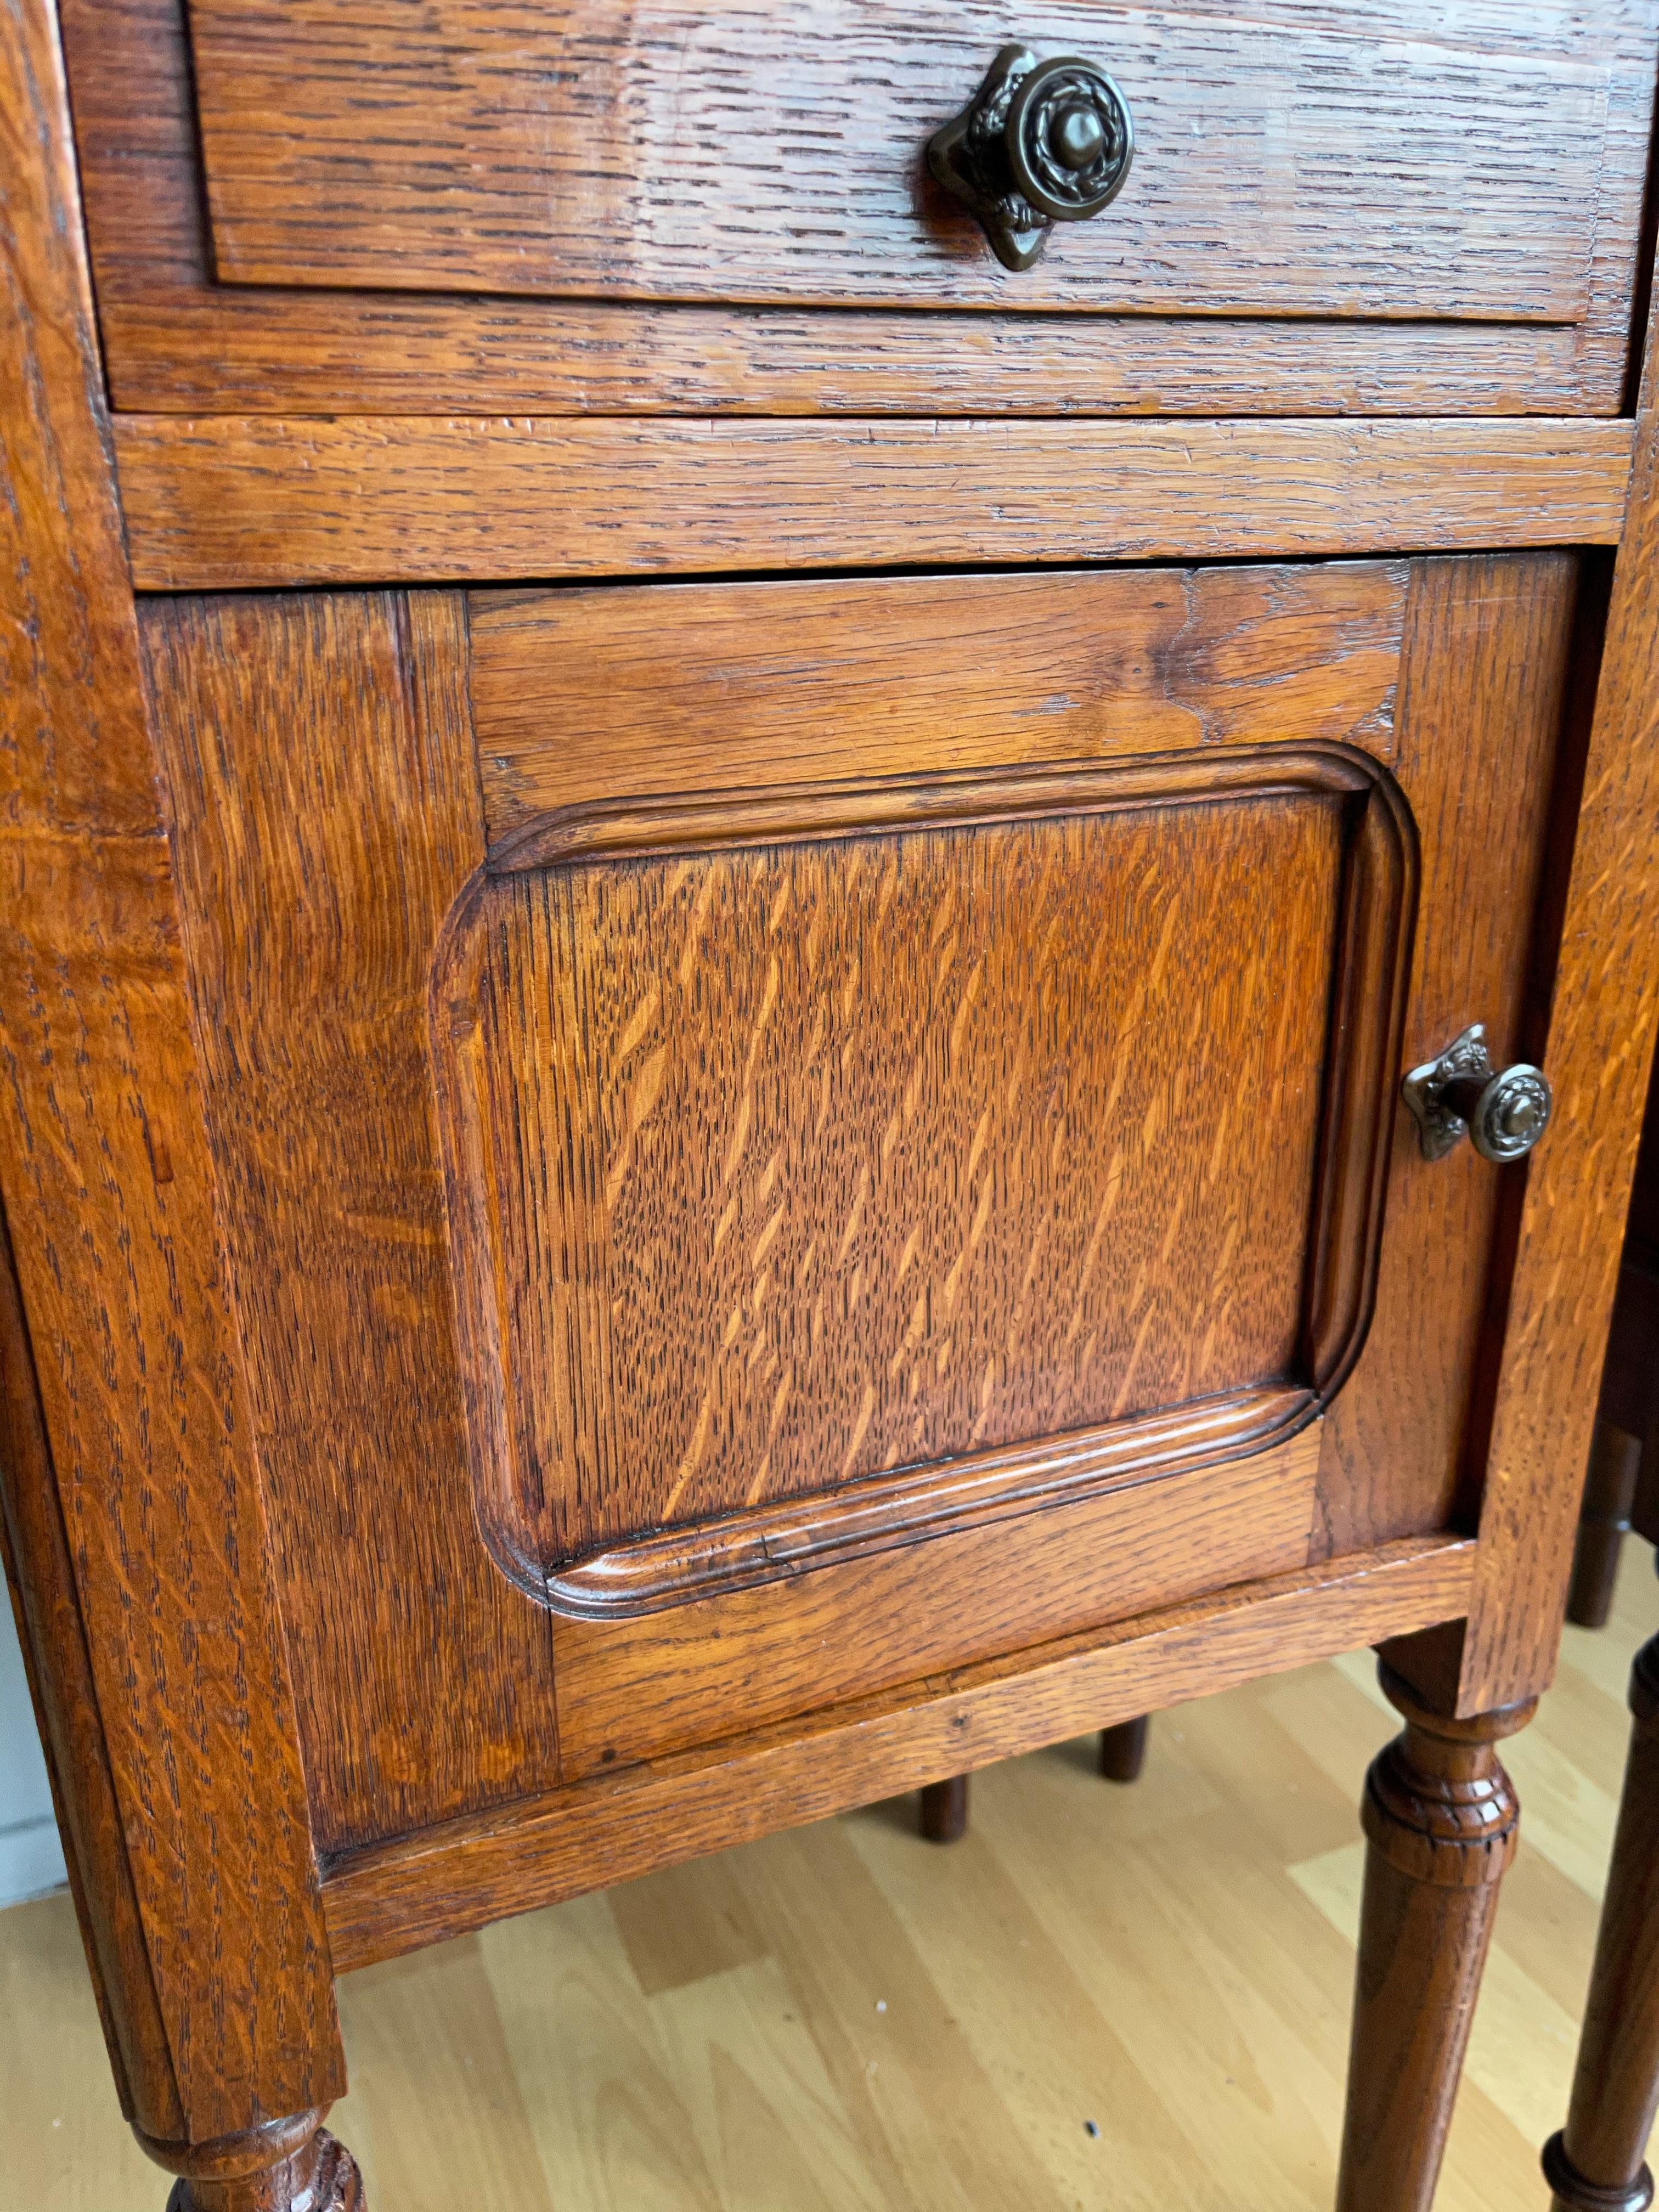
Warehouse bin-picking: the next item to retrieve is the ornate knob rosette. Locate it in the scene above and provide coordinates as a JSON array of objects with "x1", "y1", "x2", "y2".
[
  {"x1": 928, "y1": 44, "x2": 1135, "y2": 271},
  {"x1": 1401, "y1": 1024, "x2": 1554, "y2": 1165}
]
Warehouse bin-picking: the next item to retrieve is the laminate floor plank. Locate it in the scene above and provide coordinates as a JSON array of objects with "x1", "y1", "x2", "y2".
[
  {"x1": 0, "y1": 1892, "x2": 159, "y2": 2211},
  {"x1": 3, "y1": 1553, "x2": 1654, "y2": 2209}
]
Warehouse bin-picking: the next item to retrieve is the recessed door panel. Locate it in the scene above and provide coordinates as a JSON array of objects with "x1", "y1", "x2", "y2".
[{"x1": 432, "y1": 747, "x2": 1415, "y2": 1622}]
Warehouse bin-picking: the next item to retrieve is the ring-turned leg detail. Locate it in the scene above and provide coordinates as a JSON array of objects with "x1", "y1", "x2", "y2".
[
  {"x1": 1335, "y1": 1663, "x2": 1533, "y2": 2212},
  {"x1": 138, "y1": 2109, "x2": 364, "y2": 2212},
  {"x1": 1543, "y1": 2132, "x2": 1655, "y2": 2212},
  {"x1": 1543, "y1": 1634, "x2": 1659, "y2": 2212}
]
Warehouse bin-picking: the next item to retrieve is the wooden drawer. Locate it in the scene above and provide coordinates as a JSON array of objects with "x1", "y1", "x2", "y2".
[
  {"x1": 133, "y1": 549, "x2": 1585, "y2": 1845},
  {"x1": 57, "y1": 0, "x2": 1659, "y2": 414},
  {"x1": 187, "y1": 1, "x2": 1614, "y2": 320}
]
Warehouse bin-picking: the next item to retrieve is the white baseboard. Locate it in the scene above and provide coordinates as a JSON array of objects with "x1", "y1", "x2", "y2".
[{"x1": 0, "y1": 1817, "x2": 67, "y2": 1908}]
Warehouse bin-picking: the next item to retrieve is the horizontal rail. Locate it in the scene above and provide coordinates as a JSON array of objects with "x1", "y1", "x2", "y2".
[
  {"x1": 321, "y1": 1533, "x2": 1475, "y2": 1972},
  {"x1": 113, "y1": 415, "x2": 1635, "y2": 591}
]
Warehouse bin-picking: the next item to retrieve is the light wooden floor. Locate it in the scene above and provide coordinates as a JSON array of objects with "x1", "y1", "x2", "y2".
[{"x1": 5, "y1": 1552, "x2": 1654, "y2": 2212}]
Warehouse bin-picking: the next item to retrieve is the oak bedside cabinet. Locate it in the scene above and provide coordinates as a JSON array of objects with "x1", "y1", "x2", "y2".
[{"x1": 5, "y1": 2, "x2": 1659, "y2": 2207}]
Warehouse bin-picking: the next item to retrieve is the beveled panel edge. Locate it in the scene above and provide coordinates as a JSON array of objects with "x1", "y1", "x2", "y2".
[
  {"x1": 1300, "y1": 757, "x2": 1421, "y2": 1399},
  {"x1": 486, "y1": 741, "x2": 1386, "y2": 876},
  {"x1": 546, "y1": 1383, "x2": 1314, "y2": 1618},
  {"x1": 111, "y1": 415, "x2": 1636, "y2": 591},
  {"x1": 548, "y1": 1426, "x2": 1324, "y2": 1778},
  {"x1": 319, "y1": 1532, "x2": 1477, "y2": 1972},
  {"x1": 431, "y1": 742, "x2": 1417, "y2": 1620}
]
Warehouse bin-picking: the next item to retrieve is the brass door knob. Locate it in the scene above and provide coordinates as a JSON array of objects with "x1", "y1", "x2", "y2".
[
  {"x1": 928, "y1": 44, "x2": 1135, "y2": 272},
  {"x1": 1402, "y1": 1025, "x2": 1553, "y2": 1164}
]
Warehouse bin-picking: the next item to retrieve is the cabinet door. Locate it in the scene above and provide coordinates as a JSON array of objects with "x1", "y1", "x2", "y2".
[{"x1": 143, "y1": 553, "x2": 1581, "y2": 1824}]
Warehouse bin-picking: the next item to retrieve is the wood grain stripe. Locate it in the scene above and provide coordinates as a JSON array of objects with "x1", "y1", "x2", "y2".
[{"x1": 185, "y1": 1, "x2": 1607, "y2": 323}]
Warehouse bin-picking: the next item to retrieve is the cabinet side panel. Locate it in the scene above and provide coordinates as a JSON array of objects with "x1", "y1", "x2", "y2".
[
  {"x1": 1460, "y1": 308, "x2": 1659, "y2": 1710},
  {"x1": 0, "y1": 1197, "x2": 167, "y2": 2130}
]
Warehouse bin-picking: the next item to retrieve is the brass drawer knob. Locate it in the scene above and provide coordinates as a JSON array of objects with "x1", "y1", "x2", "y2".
[
  {"x1": 1402, "y1": 1025, "x2": 1553, "y2": 1164},
  {"x1": 928, "y1": 44, "x2": 1135, "y2": 272}
]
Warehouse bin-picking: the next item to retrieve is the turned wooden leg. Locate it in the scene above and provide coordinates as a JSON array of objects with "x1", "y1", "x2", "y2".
[
  {"x1": 1543, "y1": 1634, "x2": 1659, "y2": 2212},
  {"x1": 1335, "y1": 1662, "x2": 1533, "y2": 2212},
  {"x1": 1568, "y1": 1422, "x2": 1645, "y2": 1630},
  {"x1": 920, "y1": 1773, "x2": 969, "y2": 1843},
  {"x1": 1099, "y1": 1716, "x2": 1149, "y2": 1783},
  {"x1": 136, "y1": 2110, "x2": 364, "y2": 2212}
]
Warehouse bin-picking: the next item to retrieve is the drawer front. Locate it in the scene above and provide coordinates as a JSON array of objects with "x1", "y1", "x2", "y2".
[
  {"x1": 141, "y1": 552, "x2": 1580, "y2": 1842},
  {"x1": 185, "y1": 1, "x2": 1609, "y2": 320}
]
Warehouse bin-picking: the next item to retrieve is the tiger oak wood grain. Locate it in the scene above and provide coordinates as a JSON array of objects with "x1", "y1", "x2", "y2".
[
  {"x1": 110, "y1": 415, "x2": 1637, "y2": 591},
  {"x1": 136, "y1": 590, "x2": 562, "y2": 1853},
  {"x1": 127, "y1": 569, "x2": 1411, "y2": 1857},
  {"x1": 0, "y1": 2, "x2": 176, "y2": 2120},
  {"x1": 14, "y1": 0, "x2": 1659, "y2": 2185},
  {"x1": 1314, "y1": 553, "x2": 1585, "y2": 1556},
  {"x1": 319, "y1": 1533, "x2": 1476, "y2": 1972},
  {"x1": 0, "y1": 0, "x2": 343, "y2": 2143},
  {"x1": 467, "y1": 555, "x2": 1564, "y2": 1590},
  {"x1": 0, "y1": 0, "x2": 152, "y2": 839},
  {"x1": 89, "y1": 298, "x2": 1651, "y2": 426},
  {"x1": 464, "y1": 786, "x2": 1344, "y2": 1563},
  {"x1": 58, "y1": 0, "x2": 1657, "y2": 416},
  {"x1": 186, "y1": 1, "x2": 1610, "y2": 323},
  {"x1": 1457, "y1": 280, "x2": 1659, "y2": 1716},
  {"x1": 0, "y1": 672, "x2": 349, "y2": 2150},
  {"x1": 469, "y1": 561, "x2": 1409, "y2": 834}
]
